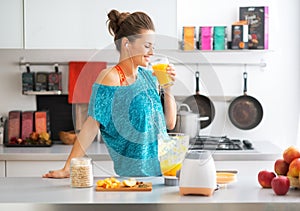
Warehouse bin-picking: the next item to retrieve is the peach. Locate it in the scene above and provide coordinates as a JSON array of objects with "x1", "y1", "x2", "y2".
[
  {"x1": 287, "y1": 158, "x2": 300, "y2": 177},
  {"x1": 274, "y1": 159, "x2": 289, "y2": 175},
  {"x1": 283, "y1": 146, "x2": 300, "y2": 164}
]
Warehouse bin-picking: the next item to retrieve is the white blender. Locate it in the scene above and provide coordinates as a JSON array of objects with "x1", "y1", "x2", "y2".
[{"x1": 179, "y1": 150, "x2": 216, "y2": 196}]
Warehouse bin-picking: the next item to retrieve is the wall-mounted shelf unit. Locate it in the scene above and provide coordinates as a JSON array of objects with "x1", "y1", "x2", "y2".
[
  {"x1": 175, "y1": 95, "x2": 235, "y2": 103},
  {"x1": 19, "y1": 62, "x2": 69, "y2": 67},
  {"x1": 155, "y1": 49, "x2": 269, "y2": 67},
  {"x1": 23, "y1": 91, "x2": 63, "y2": 95},
  {"x1": 18, "y1": 49, "x2": 270, "y2": 68}
]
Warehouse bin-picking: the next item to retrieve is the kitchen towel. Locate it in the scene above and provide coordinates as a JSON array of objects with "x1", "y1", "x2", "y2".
[{"x1": 68, "y1": 61, "x2": 107, "y2": 104}]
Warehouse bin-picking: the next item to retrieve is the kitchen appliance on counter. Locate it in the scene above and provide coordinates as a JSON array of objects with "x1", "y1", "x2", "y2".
[
  {"x1": 179, "y1": 150, "x2": 216, "y2": 196},
  {"x1": 189, "y1": 135, "x2": 254, "y2": 151}
]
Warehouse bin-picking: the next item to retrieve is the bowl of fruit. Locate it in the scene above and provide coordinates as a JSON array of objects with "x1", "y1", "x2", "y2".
[
  {"x1": 274, "y1": 146, "x2": 300, "y2": 189},
  {"x1": 258, "y1": 146, "x2": 300, "y2": 195}
]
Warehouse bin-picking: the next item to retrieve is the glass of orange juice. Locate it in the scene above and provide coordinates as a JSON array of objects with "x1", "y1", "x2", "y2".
[{"x1": 151, "y1": 57, "x2": 174, "y2": 88}]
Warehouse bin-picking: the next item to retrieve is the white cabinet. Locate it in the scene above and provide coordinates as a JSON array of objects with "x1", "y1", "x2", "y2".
[
  {"x1": 0, "y1": 161, "x2": 5, "y2": 177},
  {"x1": 25, "y1": 0, "x2": 177, "y2": 49},
  {"x1": 0, "y1": 0, "x2": 23, "y2": 48}
]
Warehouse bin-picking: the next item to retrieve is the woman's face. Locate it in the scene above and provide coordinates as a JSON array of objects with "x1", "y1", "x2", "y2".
[{"x1": 127, "y1": 30, "x2": 155, "y2": 67}]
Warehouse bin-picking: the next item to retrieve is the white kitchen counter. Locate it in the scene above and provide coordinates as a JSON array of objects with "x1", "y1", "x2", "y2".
[
  {"x1": 0, "y1": 140, "x2": 282, "y2": 161},
  {"x1": 0, "y1": 174, "x2": 299, "y2": 211},
  {"x1": 0, "y1": 141, "x2": 296, "y2": 211}
]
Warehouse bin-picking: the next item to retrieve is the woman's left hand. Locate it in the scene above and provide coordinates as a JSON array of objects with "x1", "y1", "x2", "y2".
[{"x1": 166, "y1": 64, "x2": 176, "y2": 82}]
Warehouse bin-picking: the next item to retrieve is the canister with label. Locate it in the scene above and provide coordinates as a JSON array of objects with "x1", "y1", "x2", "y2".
[
  {"x1": 199, "y1": 26, "x2": 213, "y2": 50},
  {"x1": 213, "y1": 26, "x2": 227, "y2": 50},
  {"x1": 35, "y1": 72, "x2": 48, "y2": 91},
  {"x1": 48, "y1": 64, "x2": 62, "y2": 91},
  {"x1": 34, "y1": 111, "x2": 48, "y2": 134},
  {"x1": 21, "y1": 111, "x2": 34, "y2": 140},
  {"x1": 7, "y1": 110, "x2": 21, "y2": 142},
  {"x1": 22, "y1": 64, "x2": 35, "y2": 93},
  {"x1": 182, "y1": 26, "x2": 196, "y2": 51},
  {"x1": 231, "y1": 21, "x2": 249, "y2": 50}
]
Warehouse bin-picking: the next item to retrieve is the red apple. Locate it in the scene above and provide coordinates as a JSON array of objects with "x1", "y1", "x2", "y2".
[
  {"x1": 287, "y1": 158, "x2": 300, "y2": 177},
  {"x1": 271, "y1": 176, "x2": 290, "y2": 195},
  {"x1": 258, "y1": 170, "x2": 276, "y2": 188},
  {"x1": 274, "y1": 159, "x2": 289, "y2": 175},
  {"x1": 283, "y1": 146, "x2": 300, "y2": 164}
]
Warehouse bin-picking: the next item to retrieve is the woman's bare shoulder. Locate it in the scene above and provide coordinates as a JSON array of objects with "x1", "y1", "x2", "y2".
[{"x1": 95, "y1": 67, "x2": 120, "y2": 86}]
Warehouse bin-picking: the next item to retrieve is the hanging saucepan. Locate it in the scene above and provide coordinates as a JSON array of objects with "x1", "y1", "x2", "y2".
[
  {"x1": 228, "y1": 72, "x2": 263, "y2": 130},
  {"x1": 169, "y1": 104, "x2": 209, "y2": 139},
  {"x1": 182, "y1": 71, "x2": 215, "y2": 129}
]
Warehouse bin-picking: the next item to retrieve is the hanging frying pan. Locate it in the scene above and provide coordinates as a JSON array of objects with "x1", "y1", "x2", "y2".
[
  {"x1": 228, "y1": 72, "x2": 263, "y2": 130},
  {"x1": 182, "y1": 71, "x2": 215, "y2": 129}
]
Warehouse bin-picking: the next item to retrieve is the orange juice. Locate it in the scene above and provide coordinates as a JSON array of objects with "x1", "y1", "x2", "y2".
[
  {"x1": 152, "y1": 63, "x2": 173, "y2": 88},
  {"x1": 158, "y1": 133, "x2": 189, "y2": 177},
  {"x1": 161, "y1": 163, "x2": 182, "y2": 176}
]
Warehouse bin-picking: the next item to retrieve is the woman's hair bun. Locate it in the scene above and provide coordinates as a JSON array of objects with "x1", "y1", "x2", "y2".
[
  {"x1": 106, "y1": 9, "x2": 155, "y2": 51},
  {"x1": 107, "y1": 9, "x2": 130, "y2": 36}
]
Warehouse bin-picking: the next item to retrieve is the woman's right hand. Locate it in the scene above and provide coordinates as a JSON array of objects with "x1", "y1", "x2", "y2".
[{"x1": 42, "y1": 168, "x2": 70, "y2": 179}]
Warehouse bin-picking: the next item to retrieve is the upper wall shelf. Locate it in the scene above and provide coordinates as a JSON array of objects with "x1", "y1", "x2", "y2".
[
  {"x1": 18, "y1": 49, "x2": 270, "y2": 68},
  {"x1": 155, "y1": 49, "x2": 269, "y2": 67},
  {"x1": 23, "y1": 91, "x2": 63, "y2": 95}
]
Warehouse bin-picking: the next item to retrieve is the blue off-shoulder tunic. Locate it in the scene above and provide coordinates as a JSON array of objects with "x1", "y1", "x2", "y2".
[{"x1": 88, "y1": 66, "x2": 167, "y2": 177}]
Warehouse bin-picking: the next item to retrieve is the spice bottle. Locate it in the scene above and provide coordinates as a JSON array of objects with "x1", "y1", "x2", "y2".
[{"x1": 70, "y1": 157, "x2": 93, "y2": 188}]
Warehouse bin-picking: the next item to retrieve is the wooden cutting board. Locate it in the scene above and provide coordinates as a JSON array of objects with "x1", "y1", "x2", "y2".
[{"x1": 95, "y1": 183, "x2": 152, "y2": 192}]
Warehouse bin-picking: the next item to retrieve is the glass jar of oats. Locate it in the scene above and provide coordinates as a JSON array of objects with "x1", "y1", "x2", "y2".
[{"x1": 70, "y1": 157, "x2": 93, "y2": 188}]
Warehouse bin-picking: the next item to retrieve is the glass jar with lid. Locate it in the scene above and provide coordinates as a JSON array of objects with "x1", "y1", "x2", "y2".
[{"x1": 70, "y1": 157, "x2": 93, "y2": 188}]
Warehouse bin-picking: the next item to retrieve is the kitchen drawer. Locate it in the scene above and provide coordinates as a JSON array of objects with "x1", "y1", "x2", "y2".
[
  {"x1": 6, "y1": 161, "x2": 65, "y2": 177},
  {"x1": 0, "y1": 161, "x2": 5, "y2": 177}
]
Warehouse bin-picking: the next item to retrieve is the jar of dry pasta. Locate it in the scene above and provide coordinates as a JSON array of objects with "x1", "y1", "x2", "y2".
[{"x1": 70, "y1": 157, "x2": 93, "y2": 188}]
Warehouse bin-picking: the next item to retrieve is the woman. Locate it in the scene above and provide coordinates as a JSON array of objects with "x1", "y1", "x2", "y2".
[{"x1": 43, "y1": 9, "x2": 177, "y2": 178}]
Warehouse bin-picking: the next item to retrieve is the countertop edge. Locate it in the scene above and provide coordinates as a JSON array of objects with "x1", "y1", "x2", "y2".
[
  {"x1": 0, "y1": 141, "x2": 282, "y2": 161},
  {"x1": 0, "y1": 203, "x2": 299, "y2": 211}
]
